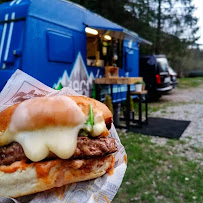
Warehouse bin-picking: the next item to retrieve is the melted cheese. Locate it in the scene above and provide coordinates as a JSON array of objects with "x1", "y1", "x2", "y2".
[
  {"x1": 1, "y1": 117, "x2": 107, "y2": 162},
  {"x1": 0, "y1": 96, "x2": 107, "y2": 162},
  {"x1": 92, "y1": 113, "x2": 106, "y2": 137},
  {"x1": 14, "y1": 126, "x2": 82, "y2": 162}
]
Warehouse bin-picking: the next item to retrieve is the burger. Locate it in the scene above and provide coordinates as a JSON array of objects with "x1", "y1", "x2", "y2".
[{"x1": 0, "y1": 95, "x2": 117, "y2": 198}]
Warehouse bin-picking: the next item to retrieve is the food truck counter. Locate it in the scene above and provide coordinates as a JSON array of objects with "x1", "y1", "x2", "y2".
[{"x1": 94, "y1": 77, "x2": 148, "y2": 129}]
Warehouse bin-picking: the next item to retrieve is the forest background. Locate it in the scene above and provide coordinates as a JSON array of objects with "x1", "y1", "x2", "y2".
[{"x1": 1, "y1": 0, "x2": 202, "y2": 76}]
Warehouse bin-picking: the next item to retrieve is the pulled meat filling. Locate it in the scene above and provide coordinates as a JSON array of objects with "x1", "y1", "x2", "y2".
[{"x1": 0, "y1": 137, "x2": 117, "y2": 166}]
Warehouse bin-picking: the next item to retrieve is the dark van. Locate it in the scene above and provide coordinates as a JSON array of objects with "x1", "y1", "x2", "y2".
[{"x1": 139, "y1": 55, "x2": 173, "y2": 100}]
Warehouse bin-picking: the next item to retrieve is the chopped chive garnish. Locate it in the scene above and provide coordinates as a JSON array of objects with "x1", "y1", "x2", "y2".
[{"x1": 85, "y1": 103, "x2": 94, "y2": 129}]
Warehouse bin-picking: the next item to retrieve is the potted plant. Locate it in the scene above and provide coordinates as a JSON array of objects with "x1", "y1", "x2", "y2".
[{"x1": 135, "y1": 81, "x2": 144, "y2": 92}]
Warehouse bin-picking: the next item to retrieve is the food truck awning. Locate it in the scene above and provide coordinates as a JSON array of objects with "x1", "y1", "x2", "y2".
[{"x1": 83, "y1": 9, "x2": 152, "y2": 45}]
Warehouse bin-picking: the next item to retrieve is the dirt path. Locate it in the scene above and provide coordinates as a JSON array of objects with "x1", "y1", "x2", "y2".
[
  {"x1": 157, "y1": 85, "x2": 203, "y2": 103},
  {"x1": 149, "y1": 86, "x2": 203, "y2": 163}
]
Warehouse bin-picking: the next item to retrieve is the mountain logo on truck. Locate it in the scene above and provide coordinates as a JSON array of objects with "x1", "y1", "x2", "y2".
[{"x1": 53, "y1": 53, "x2": 97, "y2": 97}]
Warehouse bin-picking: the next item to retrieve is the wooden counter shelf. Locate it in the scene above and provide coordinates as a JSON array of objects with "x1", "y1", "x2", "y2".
[
  {"x1": 94, "y1": 77, "x2": 143, "y2": 85},
  {"x1": 94, "y1": 77, "x2": 148, "y2": 130},
  {"x1": 130, "y1": 90, "x2": 148, "y2": 95}
]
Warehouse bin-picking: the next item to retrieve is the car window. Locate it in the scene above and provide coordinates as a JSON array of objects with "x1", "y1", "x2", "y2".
[
  {"x1": 157, "y1": 58, "x2": 168, "y2": 72},
  {"x1": 168, "y1": 67, "x2": 176, "y2": 75}
]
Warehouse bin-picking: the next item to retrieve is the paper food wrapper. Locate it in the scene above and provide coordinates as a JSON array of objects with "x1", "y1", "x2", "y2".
[{"x1": 0, "y1": 70, "x2": 127, "y2": 203}]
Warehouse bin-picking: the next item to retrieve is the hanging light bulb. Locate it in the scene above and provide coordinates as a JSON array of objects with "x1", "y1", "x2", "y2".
[
  {"x1": 85, "y1": 27, "x2": 98, "y2": 35},
  {"x1": 104, "y1": 35, "x2": 112, "y2": 40}
]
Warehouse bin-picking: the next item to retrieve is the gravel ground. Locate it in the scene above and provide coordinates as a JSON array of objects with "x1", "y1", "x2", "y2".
[{"x1": 149, "y1": 86, "x2": 203, "y2": 162}]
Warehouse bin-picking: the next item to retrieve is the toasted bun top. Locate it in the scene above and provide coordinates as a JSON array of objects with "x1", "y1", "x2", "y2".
[
  {"x1": 0, "y1": 95, "x2": 113, "y2": 135},
  {"x1": 69, "y1": 96, "x2": 113, "y2": 128}
]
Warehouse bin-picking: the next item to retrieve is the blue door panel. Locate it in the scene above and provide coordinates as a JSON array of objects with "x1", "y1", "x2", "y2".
[
  {"x1": 47, "y1": 31, "x2": 74, "y2": 63},
  {"x1": 21, "y1": 16, "x2": 87, "y2": 88}
]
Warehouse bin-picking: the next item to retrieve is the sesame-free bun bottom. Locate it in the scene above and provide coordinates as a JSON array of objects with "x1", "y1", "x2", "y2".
[{"x1": 0, "y1": 155, "x2": 113, "y2": 198}]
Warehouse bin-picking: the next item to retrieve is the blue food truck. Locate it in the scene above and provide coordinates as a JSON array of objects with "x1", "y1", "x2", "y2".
[{"x1": 0, "y1": 0, "x2": 151, "y2": 101}]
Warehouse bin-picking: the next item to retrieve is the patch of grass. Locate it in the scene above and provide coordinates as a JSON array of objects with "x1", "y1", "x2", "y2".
[
  {"x1": 149, "y1": 106, "x2": 162, "y2": 112},
  {"x1": 167, "y1": 139, "x2": 176, "y2": 146},
  {"x1": 132, "y1": 100, "x2": 178, "y2": 114},
  {"x1": 186, "y1": 136, "x2": 192, "y2": 140},
  {"x1": 167, "y1": 139, "x2": 187, "y2": 147},
  {"x1": 190, "y1": 145, "x2": 203, "y2": 153},
  {"x1": 161, "y1": 109, "x2": 167, "y2": 114},
  {"x1": 113, "y1": 132, "x2": 203, "y2": 203},
  {"x1": 178, "y1": 77, "x2": 203, "y2": 89},
  {"x1": 179, "y1": 139, "x2": 187, "y2": 145},
  {"x1": 148, "y1": 101, "x2": 188, "y2": 113}
]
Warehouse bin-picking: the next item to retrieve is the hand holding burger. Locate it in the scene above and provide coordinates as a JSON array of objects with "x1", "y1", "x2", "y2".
[{"x1": 0, "y1": 95, "x2": 117, "y2": 198}]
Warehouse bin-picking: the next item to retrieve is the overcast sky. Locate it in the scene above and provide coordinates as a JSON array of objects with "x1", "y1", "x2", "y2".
[{"x1": 193, "y1": 0, "x2": 203, "y2": 45}]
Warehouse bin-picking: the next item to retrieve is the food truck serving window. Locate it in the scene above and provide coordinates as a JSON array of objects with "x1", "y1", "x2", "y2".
[{"x1": 86, "y1": 34, "x2": 123, "y2": 68}]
